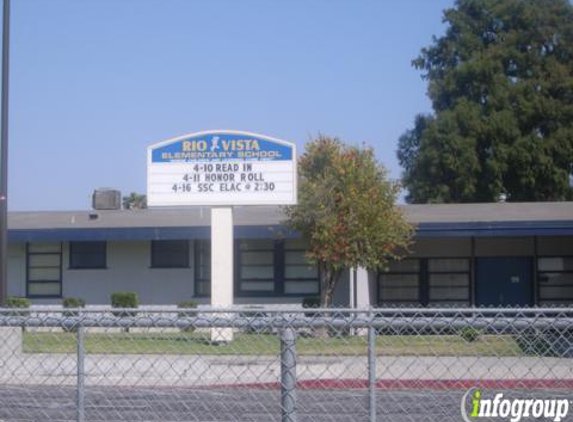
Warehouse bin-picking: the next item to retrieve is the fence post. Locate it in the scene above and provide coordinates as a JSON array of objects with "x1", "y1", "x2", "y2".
[
  {"x1": 368, "y1": 309, "x2": 377, "y2": 422},
  {"x1": 280, "y1": 327, "x2": 297, "y2": 422},
  {"x1": 76, "y1": 317, "x2": 85, "y2": 422}
]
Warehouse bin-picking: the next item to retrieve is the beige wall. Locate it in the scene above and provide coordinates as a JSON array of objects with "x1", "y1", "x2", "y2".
[
  {"x1": 7, "y1": 243, "x2": 26, "y2": 298},
  {"x1": 373, "y1": 235, "x2": 573, "y2": 307},
  {"x1": 7, "y1": 235, "x2": 573, "y2": 306},
  {"x1": 61, "y1": 241, "x2": 196, "y2": 305},
  {"x1": 7, "y1": 240, "x2": 329, "y2": 306}
]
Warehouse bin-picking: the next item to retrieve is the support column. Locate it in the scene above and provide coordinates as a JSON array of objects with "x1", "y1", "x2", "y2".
[
  {"x1": 355, "y1": 267, "x2": 371, "y2": 336},
  {"x1": 211, "y1": 206, "x2": 234, "y2": 342},
  {"x1": 355, "y1": 267, "x2": 371, "y2": 307}
]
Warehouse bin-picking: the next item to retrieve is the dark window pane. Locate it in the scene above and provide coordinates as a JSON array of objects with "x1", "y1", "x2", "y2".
[
  {"x1": 385, "y1": 259, "x2": 420, "y2": 273},
  {"x1": 284, "y1": 281, "x2": 319, "y2": 294},
  {"x1": 151, "y1": 240, "x2": 189, "y2": 268},
  {"x1": 538, "y1": 257, "x2": 573, "y2": 272},
  {"x1": 429, "y1": 273, "x2": 469, "y2": 288},
  {"x1": 195, "y1": 240, "x2": 211, "y2": 297},
  {"x1": 27, "y1": 242, "x2": 62, "y2": 298},
  {"x1": 239, "y1": 240, "x2": 275, "y2": 293},
  {"x1": 378, "y1": 274, "x2": 420, "y2": 302},
  {"x1": 284, "y1": 241, "x2": 319, "y2": 295},
  {"x1": 70, "y1": 241, "x2": 106, "y2": 269},
  {"x1": 28, "y1": 282, "x2": 61, "y2": 296},
  {"x1": 428, "y1": 258, "x2": 469, "y2": 272}
]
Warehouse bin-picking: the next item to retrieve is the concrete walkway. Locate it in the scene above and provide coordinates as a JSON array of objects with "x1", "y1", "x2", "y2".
[
  {"x1": 1, "y1": 352, "x2": 572, "y2": 387},
  {"x1": 1, "y1": 328, "x2": 573, "y2": 388}
]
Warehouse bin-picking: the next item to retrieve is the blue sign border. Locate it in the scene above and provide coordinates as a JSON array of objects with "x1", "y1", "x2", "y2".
[{"x1": 150, "y1": 131, "x2": 293, "y2": 163}]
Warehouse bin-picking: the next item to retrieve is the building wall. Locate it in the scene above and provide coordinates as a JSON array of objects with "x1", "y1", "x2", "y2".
[
  {"x1": 537, "y1": 236, "x2": 573, "y2": 256},
  {"x1": 7, "y1": 240, "x2": 332, "y2": 306},
  {"x1": 411, "y1": 236, "x2": 573, "y2": 258},
  {"x1": 376, "y1": 235, "x2": 573, "y2": 307},
  {"x1": 8, "y1": 235, "x2": 572, "y2": 307},
  {"x1": 474, "y1": 237, "x2": 534, "y2": 256},
  {"x1": 61, "y1": 241, "x2": 196, "y2": 305},
  {"x1": 410, "y1": 238, "x2": 472, "y2": 257},
  {"x1": 7, "y1": 243, "x2": 26, "y2": 298}
]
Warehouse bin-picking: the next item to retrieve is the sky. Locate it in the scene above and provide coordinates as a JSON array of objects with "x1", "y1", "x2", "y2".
[{"x1": 8, "y1": 0, "x2": 454, "y2": 211}]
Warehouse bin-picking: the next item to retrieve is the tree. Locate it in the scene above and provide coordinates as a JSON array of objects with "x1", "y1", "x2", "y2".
[
  {"x1": 285, "y1": 136, "x2": 414, "y2": 307},
  {"x1": 122, "y1": 192, "x2": 147, "y2": 210},
  {"x1": 398, "y1": 0, "x2": 573, "y2": 203}
]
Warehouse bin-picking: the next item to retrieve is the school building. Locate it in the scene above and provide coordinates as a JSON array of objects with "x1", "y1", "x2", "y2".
[{"x1": 5, "y1": 201, "x2": 573, "y2": 307}]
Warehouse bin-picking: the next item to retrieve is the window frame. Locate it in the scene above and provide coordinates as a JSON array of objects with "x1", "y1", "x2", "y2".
[
  {"x1": 427, "y1": 258, "x2": 471, "y2": 304},
  {"x1": 150, "y1": 240, "x2": 190, "y2": 269},
  {"x1": 69, "y1": 241, "x2": 107, "y2": 270},
  {"x1": 377, "y1": 257, "x2": 472, "y2": 306},
  {"x1": 195, "y1": 239, "x2": 321, "y2": 298},
  {"x1": 282, "y1": 243, "x2": 320, "y2": 296},
  {"x1": 194, "y1": 239, "x2": 211, "y2": 297},
  {"x1": 378, "y1": 258, "x2": 422, "y2": 304},
  {"x1": 235, "y1": 239, "x2": 278, "y2": 297},
  {"x1": 537, "y1": 256, "x2": 573, "y2": 303},
  {"x1": 26, "y1": 242, "x2": 63, "y2": 299}
]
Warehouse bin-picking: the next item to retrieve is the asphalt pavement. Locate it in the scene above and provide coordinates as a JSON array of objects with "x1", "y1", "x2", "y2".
[{"x1": 0, "y1": 385, "x2": 572, "y2": 422}]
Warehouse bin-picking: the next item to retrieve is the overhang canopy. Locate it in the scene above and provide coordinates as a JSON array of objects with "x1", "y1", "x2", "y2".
[{"x1": 8, "y1": 202, "x2": 573, "y2": 242}]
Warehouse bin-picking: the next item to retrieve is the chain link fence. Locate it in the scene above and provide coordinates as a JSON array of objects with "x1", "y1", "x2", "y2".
[{"x1": 0, "y1": 307, "x2": 572, "y2": 421}]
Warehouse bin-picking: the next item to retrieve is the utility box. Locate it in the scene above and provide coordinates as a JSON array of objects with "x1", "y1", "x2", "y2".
[{"x1": 92, "y1": 188, "x2": 121, "y2": 210}]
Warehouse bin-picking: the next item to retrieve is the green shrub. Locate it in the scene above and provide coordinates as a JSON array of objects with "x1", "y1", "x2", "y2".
[
  {"x1": 459, "y1": 327, "x2": 480, "y2": 343},
  {"x1": 239, "y1": 305, "x2": 270, "y2": 334},
  {"x1": 62, "y1": 297, "x2": 86, "y2": 309},
  {"x1": 177, "y1": 301, "x2": 198, "y2": 332},
  {"x1": 3, "y1": 297, "x2": 31, "y2": 328},
  {"x1": 111, "y1": 292, "x2": 139, "y2": 317},
  {"x1": 302, "y1": 297, "x2": 320, "y2": 308},
  {"x1": 302, "y1": 296, "x2": 321, "y2": 318},
  {"x1": 514, "y1": 330, "x2": 560, "y2": 357},
  {"x1": 62, "y1": 298, "x2": 86, "y2": 331},
  {"x1": 177, "y1": 301, "x2": 198, "y2": 318},
  {"x1": 3, "y1": 296, "x2": 31, "y2": 309}
]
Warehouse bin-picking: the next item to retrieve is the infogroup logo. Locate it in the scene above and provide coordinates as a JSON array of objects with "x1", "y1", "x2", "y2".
[{"x1": 461, "y1": 389, "x2": 571, "y2": 422}]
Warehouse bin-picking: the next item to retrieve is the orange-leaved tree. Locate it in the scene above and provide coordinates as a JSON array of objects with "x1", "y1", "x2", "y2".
[{"x1": 285, "y1": 136, "x2": 414, "y2": 307}]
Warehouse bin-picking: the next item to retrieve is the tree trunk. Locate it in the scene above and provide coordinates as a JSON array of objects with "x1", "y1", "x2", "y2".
[
  {"x1": 318, "y1": 265, "x2": 341, "y2": 337},
  {"x1": 320, "y1": 265, "x2": 340, "y2": 308}
]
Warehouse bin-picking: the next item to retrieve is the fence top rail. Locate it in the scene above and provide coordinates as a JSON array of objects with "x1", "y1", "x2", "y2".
[
  {"x1": 0, "y1": 306, "x2": 573, "y2": 314},
  {"x1": 0, "y1": 306, "x2": 572, "y2": 315},
  {"x1": 0, "y1": 311, "x2": 572, "y2": 329}
]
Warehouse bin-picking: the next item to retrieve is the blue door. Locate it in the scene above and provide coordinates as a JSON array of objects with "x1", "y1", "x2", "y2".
[{"x1": 476, "y1": 257, "x2": 533, "y2": 307}]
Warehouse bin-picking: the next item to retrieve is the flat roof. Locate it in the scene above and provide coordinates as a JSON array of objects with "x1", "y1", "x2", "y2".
[
  {"x1": 402, "y1": 202, "x2": 573, "y2": 223},
  {"x1": 7, "y1": 202, "x2": 573, "y2": 241}
]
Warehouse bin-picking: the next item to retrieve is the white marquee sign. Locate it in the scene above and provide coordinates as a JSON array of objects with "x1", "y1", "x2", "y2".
[{"x1": 147, "y1": 130, "x2": 297, "y2": 207}]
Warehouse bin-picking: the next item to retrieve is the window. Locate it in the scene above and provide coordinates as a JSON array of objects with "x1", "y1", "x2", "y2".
[
  {"x1": 151, "y1": 240, "x2": 189, "y2": 268},
  {"x1": 194, "y1": 240, "x2": 211, "y2": 297},
  {"x1": 196, "y1": 239, "x2": 319, "y2": 298},
  {"x1": 284, "y1": 239, "x2": 319, "y2": 295},
  {"x1": 428, "y1": 258, "x2": 470, "y2": 303},
  {"x1": 378, "y1": 258, "x2": 471, "y2": 306},
  {"x1": 237, "y1": 240, "x2": 275, "y2": 294},
  {"x1": 69, "y1": 241, "x2": 106, "y2": 269},
  {"x1": 27, "y1": 242, "x2": 62, "y2": 298},
  {"x1": 538, "y1": 257, "x2": 573, "y2": 303},
  {"x1": 378, "y1": 259, "x2": 421, "y2": 304}
]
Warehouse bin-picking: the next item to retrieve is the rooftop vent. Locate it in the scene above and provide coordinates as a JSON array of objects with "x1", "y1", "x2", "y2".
[{"x1": 92, "y1": 188, "x2": 121, "y2": 210}]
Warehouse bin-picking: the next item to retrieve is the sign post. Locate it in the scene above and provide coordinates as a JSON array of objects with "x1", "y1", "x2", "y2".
[
  {"x1": 210, "y1": 206, "x2": 233, "y2": 342},
  {"x1": 147, "y1": 130, "x2": 297, "y2": 342}
]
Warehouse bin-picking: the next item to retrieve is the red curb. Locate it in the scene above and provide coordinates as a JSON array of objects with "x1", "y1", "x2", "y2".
[{"x1": 208, "y1": 379, "x2": 573, "y2": 390}]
